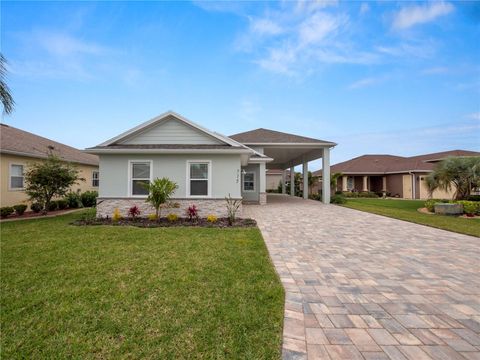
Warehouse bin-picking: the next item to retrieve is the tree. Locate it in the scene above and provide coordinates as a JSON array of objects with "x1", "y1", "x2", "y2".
[
  {"x1": 25, "y1": 155, "x2": 83, "y2": 212},
  {"x1": 331, "y1": 172, "x2": 343, "y2": 192},
  {"x1": 144, "y1": 177, "x2": 178, "y2": 218},
  {"x1": 426, "y1": 156, "x2": 480, "y2": 200},
  {"x1": 0, "y1": 54, "x2": 14, "y2": 115}
]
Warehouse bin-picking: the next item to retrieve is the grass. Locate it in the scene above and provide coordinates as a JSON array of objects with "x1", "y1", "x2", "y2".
[
  {"x1": 1, "y1": 211, "x2": 284, "y2": 359},
  {"x1": 341, "y1": 198, "x2": 480, "y2": 237}
]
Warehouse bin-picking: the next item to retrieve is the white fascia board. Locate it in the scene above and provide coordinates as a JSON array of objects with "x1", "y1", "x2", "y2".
[
  {"x1": 242, "y1": 142, "x2": 337, "y2": 147},
  {"x1": 248, "y1": 157, "x2": 274, "y2": 163},
  {"x1": 98, "y1": 111, "x2": 244, "y2": 148},
  {"x1": 84, "y1": 148, "x2": 253, "y2": 155}
]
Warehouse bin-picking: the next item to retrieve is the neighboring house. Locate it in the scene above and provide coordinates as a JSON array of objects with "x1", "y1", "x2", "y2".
[
  {"x1": 0, "y1": 123, "x2": 99, "y2": 207},
  {"x1": 313, "y1": 150, "x2": 480, "y2": 200},
  {"x1": 86, "y1": 111, "x2": 336, "y2": 217}
]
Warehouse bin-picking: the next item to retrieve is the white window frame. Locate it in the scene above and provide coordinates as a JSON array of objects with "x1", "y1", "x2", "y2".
[
  {"x1": 92, "y1": 170, "x2": 99, "y2": 187},
  {"x1": 347, "y1": 176, "x2": 354, "y2": 191},
  {"x1": 9, "y1": 163, "x2": 25, "y2": 191},
  {"x1": 186, "y1": 160, "x2": 212, "y2": 198},
  {"x1": 128, "y1": 160, "x2": 153, "y2": 197},
  {"x1": 242, "y1": 171, "x2": 255, "y2": 192}
]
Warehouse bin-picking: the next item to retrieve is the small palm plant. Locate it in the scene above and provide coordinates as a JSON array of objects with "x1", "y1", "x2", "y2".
[{"x1": 144, "y1": 178, "x2": 178, "y2": 219}]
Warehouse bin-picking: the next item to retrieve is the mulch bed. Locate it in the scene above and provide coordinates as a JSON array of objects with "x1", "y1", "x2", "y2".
[
  {"x1": 1, "y1": 208, "x2": 80, "y2": 221},
  {"x1": 72, "y1": 217, "x2": 257, "y2": 228}
]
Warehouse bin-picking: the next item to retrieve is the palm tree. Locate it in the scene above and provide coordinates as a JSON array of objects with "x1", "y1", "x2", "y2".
[
  {"x1": 426, "y1": 156, "x2": 480, "y2": 200},
  {"x1": 1, "y1": 54, "x2": 15, "y2": 115}
]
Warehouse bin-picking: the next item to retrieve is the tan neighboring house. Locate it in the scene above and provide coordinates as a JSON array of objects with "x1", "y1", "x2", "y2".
[
  {"x1": 0, "y1": 123, "x2": 99, "y2": 207},
  {"x1": 313, "y1": 150, "x2": 479, "y2": 200}
]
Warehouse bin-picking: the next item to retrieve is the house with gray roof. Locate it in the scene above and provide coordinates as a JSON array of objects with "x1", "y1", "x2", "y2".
[{"x1": 86, "y1": 111, "x2": 336, "y2": 217}]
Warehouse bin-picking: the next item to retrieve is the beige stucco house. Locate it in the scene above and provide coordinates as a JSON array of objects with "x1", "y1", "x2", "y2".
[
  {"x1": 0, "y1": 123, "x2": 99, "y2": 207},
  {"x1": 86, "y1": 111, "x2": 336, "y2": 217},
  {"x1": 313, "y1": 150, "x2": 479, "y2": 200}
]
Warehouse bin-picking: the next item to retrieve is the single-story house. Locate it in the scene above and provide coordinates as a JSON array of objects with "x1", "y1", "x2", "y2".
[
  {"x1": 313, "y1": 150, "x2": 479, "y2": 200},
  {"x1": 86, "y1": 111, "x2": 336, "y2": 217},
  {"x1": 0, "y1": 123, "x2": 99, "y2": 207}
]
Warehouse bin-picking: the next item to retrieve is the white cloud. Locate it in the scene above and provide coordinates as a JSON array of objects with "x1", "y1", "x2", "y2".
[
  {"x1": 359, "y1": 3, "x2": 369, "y2": 15},
  {"x1": 34, "y1": 31, "x2": 107, "y2": 57},
  {"x1": 348, "y1": 76, "x2": 383, "y2": 89},
  {"x1": 250, "y1": 18, "x2": 283, "y2": 36},
  {"x1": 421, "y1": 66, "x2": 449, "y2": 75},
  {"x1": 466, "y1": 112, "x2": 480, "y2": 121},
  {"x1": 298, "y1": 12, "x2": 343, "y2": 45},
  {"x1": 392, "y1": 2, "x2": 454, "y2": 30}
]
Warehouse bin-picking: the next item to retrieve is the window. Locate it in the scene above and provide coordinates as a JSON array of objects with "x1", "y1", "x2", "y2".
[
  {"x1": 347, "y1": 176, "x2": 354, "y2": 191},
  {"x1": 10, "y1": 164, "x2": 24, "y2": 190},
  {"x1": 92, "y1": 171, "x2": 99, "y2": 187},
  {"x1": 243, "y1": 172, "x2": 255, "y2": 192},
  {"x1": 187, "y1": 161, "x2": 210, "y2": 197},
  {"x1": 130, "y1": 161, "x2": 151, "y2": 196}
]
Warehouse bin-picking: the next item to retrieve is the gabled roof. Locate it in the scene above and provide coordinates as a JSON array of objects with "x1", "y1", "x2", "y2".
[
  {"x1": 0, "y1": 123, "x2": 99, "y2": 166},
  {"x1": 97, "y1": 111, "x2": 243, "y2": 148},
  {"x1": 314, "y1": 150, "x2": 479, "y2": 175},
  {"x1": 230, "y1": 128, "x2": 336, "y2": 146}
]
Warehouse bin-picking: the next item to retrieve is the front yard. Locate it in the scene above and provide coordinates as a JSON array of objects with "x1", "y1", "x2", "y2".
[
  {"x1": 1, "y1": 212, "x2": 284, "y2": 359},
  {"x1": 342, "y1": 198, "x2": 480, "y2": 237}
]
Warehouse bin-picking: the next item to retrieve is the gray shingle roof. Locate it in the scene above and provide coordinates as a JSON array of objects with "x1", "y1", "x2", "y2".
[
  {"x1": 0, "y1": 123, "x2": 99, "y2": 166},
  {"x1": 230, "y1": 128, "x2": 335, "y2": 145}
]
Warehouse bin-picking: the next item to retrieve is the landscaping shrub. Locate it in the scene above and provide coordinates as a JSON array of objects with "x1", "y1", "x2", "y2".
[
  {"x1": 342, "y1": 191, "x2": 378, "y2": 198},
  {"x1": 65, "y1": 191, "x2": 83, "y2": 208},
  {"x1": 335, "y1": 190, "x2": 343, "y2": 195},
  {"x1": 186, "y1": 205, "x2": 198, "y2": 221},
  {"x1": 30, "y1": 202, "x2": 43, "y2": 213},
  {"x1": 424, "y1": 199, "x2": 438, "y2": 212},
  {"x1": 47, "y1": 201, "x2": 58, "y2": 211},
  {"x1": 1, "y1": 207, "x2": 14, "y2": 218},
  {"x1": 80, "y1": 191, "x2": 98, "y2": 207},
  {"x1": 457, "y1": 201, "x2": 479, "y2": 216},
  {"x1": 309, "y1": 194, "x2": 322, "y2": 201},
  {"x1": 166, "y1": 213, "x2": 178, "y2": 222},
  {"x1": 225, "y1": 194, "x2": 241, "y2": 225},
  {"x1": 147, "y1": 214, "x2": 157, "y2": 221},
  {"x1": 112, "y1": 208, "x2": 122, "y2": 221},
  {"x1": 330, "y1": 194, "x2": 346, "y2": 204},
  {"x1": 206, "y1": 214, "x2": 218, "y2": 223},
  {"x1": 466, "y1": 195, "x2": 480, "y2": 202},
  {"x1": 13, "y1": 204, "x2": 28, "y2": 216},
  {"x1": 56, "y1": 199, "x2": 68, "y2": 210},
  {"x1": 128, "y1": 205, "x2": 141, "y2": 219}
]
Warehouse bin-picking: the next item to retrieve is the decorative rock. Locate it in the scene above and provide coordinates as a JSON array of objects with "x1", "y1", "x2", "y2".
[
  {"x1": 434, "y1": 203, "x2": 463, "y2": 215},
  {"x1": 96, "y1": 198, "x2": 242, "y2": 218}
]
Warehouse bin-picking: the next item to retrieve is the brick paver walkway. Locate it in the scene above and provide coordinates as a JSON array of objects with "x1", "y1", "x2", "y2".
[{"x1": 244, "y1": 194, "x2": 480, "y2": 360}]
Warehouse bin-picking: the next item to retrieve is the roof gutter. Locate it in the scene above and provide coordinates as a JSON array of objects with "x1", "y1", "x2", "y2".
[{"x1": 0, "y1": 149, "x2": 99, "y2": 166}]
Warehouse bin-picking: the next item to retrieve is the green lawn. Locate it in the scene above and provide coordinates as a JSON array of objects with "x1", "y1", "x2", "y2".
[
  {"x1": 1, "y1": 212, "x2": 284, "y2": 359},
  {"x1": 341, "y1": 198, "x2": 480, "y2": 237}
]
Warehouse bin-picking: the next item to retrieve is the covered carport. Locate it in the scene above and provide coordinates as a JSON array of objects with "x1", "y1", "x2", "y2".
[{"x1": 230, "y1": 128, "x2": 336, "y2": 204}]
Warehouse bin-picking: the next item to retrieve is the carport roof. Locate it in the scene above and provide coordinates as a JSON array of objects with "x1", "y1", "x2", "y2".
[{"x1": 230, "y1": 128, "x2": 336, "y2": 146}]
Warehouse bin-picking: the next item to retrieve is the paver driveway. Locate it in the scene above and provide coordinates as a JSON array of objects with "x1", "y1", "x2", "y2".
[{"x1": 244, "y1": 194, "x2": 480, "y2": 360}]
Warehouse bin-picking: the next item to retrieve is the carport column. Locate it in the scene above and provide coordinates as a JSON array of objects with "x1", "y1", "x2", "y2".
[
  {"x1": 362, "y1": 176, "x2": 369, "y2": 192},
  {"x1": 259, "y1": 162, "x2": 267, "y2": 205},
  {"x1": 342, "y1": 176, "x2": 348, "y2": 192},
  {"x1": 303, "y1": 161, "x2": 308, "y2": 199},
  {"x1": 290, "y1": 166, "x2": 295, "y2": 196},
  {"x1": 322, "y1": 148, "x2": 331, "y2": 204},
  {"x1": 281, "y1": 169, "x2": 286, "y2": 194}
]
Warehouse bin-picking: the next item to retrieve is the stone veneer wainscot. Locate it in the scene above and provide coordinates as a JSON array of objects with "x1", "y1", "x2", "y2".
[{"x1": 96, "y1": 198, "x2": 242, "y2": 218}]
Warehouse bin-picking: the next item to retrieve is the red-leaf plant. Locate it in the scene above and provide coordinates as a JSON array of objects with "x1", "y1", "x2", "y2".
[
  {"x1": 186, "y1": 204, "x2": 198, "y2": 221},
  {"x1": 128, "y1": 205, "x2": 141, "y2": 219}
]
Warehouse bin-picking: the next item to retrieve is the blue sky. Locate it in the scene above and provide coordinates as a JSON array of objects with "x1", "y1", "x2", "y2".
[{"x1": 2, "y1": 1, "x2": 479, "y2": 169}]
